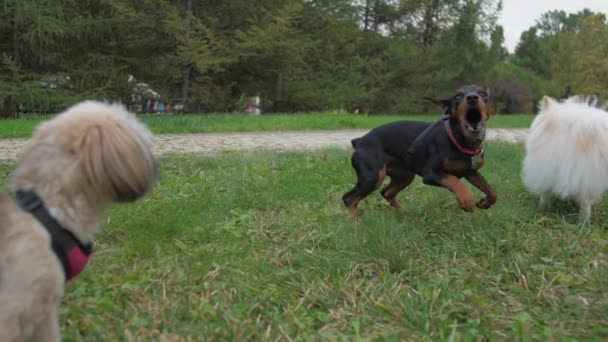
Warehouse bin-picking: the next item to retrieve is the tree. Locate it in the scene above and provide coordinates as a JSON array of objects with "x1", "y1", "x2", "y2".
[
  {"x1": 0, "y1": 0, "x2": 75, "y2": 116},
  {"x1": 552, "y1": 14, "x2": 608, "y2": 98},
  {"x1": 233, "y1": 1, "x2": 313, "y2": 111},
  {"x1": 514, "y1": 9, "x2": 603, "y2": 79},
  {"x1": 163, "y1": 0, "x2": 232, "y2": 111},
  {"x1": 0, "y1": 0, "x2": 536, "y2": 115}
]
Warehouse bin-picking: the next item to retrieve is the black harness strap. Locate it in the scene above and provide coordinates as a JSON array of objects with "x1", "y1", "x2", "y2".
[{"x1": 11, "y1": 191, "x2": 92, "y2": 281}]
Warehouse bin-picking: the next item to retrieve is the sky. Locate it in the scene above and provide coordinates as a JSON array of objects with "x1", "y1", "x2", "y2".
[{"x1": 499, "y1": 0, "x2": 608, "y2": 52}]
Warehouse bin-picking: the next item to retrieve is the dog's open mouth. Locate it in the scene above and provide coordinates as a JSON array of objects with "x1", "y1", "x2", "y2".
[
  {"x1": 466, "y1": 108, "x2": 482, "y2": 125},
  {"x1": 464, "y1": 108, "x2": 485, "y2": 136}
]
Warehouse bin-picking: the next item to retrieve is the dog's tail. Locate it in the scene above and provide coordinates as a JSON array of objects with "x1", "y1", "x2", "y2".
[
  {"x1": 543, "y1": 95, "x2": 606, "y2": 113},
  {"x1": 566, "y1": 95, "x2": 606, "y2": 109},
  {"x1": 351, "y1": 137, "x2": 362, "y2": 148}
]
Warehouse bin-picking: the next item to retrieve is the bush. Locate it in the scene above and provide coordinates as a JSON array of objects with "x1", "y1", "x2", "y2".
[{"x1": 491, "y1": 80, "x2": 533, "y2": 114}]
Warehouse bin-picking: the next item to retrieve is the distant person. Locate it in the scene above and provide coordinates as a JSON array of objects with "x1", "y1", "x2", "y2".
[{"x1": 157, "y1": 102, "x2": 165, "y2": 114}]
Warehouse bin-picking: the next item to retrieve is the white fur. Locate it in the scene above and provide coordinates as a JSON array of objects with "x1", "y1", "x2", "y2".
[{"x1": 522, "y1": 95, "x2": 608, "y2": 222}]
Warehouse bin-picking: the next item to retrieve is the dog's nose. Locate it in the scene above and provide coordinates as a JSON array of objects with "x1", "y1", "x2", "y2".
[{"x1": 466, "y1": 94, "x2": 479, "y2": 103}]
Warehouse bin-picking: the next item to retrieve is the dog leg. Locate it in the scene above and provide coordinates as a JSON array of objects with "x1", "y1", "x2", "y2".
[
  {"x1": 0, "y1": 308, "x2": 23, "y2": 341},
  {"x1": 0, "y1": 293, "x2": 60, "y2": 342},
  {"x1": 465, "y1": 171, "x2": 497, "y2": 209},
  {"x1": 343, "y1": 150, "x2": 386, "y2": 214},
  {"x1": 381, "y1": 179, "x2": 406, "y2": 209},
  {"x1": 343, "y1": 150, "x2": 385, "y2": 213},
  {"x1": 539, "y1": 192, "x2": 552, "y2": 210},
  {"x1": 578, "y1": 197, "x2": 593, "y2": 224},
  {"x1": 342, "y1": 187, "x2": 357, "y2": 208},
  {"x1": 343, "y1": 171, "x2": 384, "y2": 213},
  {"x1": 344, "y1": 195, "x2": 361, "y2": 214},
  {"x1": 381, "y1": 172, "x2": 415, "y2": 209},
  {"x1": 437, "y1": 174, "x2": 475, "y2": 212},
  {"x1": 343, "y1": 176, "x2": 385, "y2": 214},
  {"x1": 30, "y1": 308, "x2": 60, "y2": 342},
  {"x1": 343, "y1": 156, "x2": 363, "y2": 213},
  {"x1": 347, "y1": 166, "x2": 386, "y2": 213}
]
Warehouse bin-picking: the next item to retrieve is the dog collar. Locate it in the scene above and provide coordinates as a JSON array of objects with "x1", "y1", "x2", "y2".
[
  {"x1": 11, "y1": 191, "x2": 93, "y2": 281},
  {"x1": 444, "y1": 120, "x2": 483, "y2": 155}
]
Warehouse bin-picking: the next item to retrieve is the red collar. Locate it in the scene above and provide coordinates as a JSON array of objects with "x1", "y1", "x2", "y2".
[{"x1": 445, "y1": 121, "x2": 482, "y2": 155}]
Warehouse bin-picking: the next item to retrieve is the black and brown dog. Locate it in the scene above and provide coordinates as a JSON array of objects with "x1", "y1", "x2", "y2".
[{"x1": 342, "y1": 85, "x2": 497, "y2": 213}]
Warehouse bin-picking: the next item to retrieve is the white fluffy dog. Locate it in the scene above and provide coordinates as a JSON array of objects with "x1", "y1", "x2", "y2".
[
  {"x1": 522, "y1": 95, "x2": 608, "y2": 222},
  {"x1": 0, "y1": 101, "x2": 157, "y2": 341}
]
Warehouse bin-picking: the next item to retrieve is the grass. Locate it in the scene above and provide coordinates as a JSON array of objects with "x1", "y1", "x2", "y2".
[
  {"x1": 0, "y1": 113, "x2": 534, "y2": 138},
  {"x1": 1, "y1": 143, "x2": 607, "y2": 340}
]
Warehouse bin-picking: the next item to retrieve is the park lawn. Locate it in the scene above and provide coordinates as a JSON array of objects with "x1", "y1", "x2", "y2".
[
  {"x1": 0, "y1": 113, "x2": 534, "y2": 138},
  {"x1": 0, "y1": 143, "x2": 606, "y2": 340}
]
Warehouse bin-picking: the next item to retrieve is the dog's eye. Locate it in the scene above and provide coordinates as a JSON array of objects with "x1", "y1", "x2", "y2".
[
  {"x1": 454, "y1": 95, "x2": 463, "y2": 102},
  {"x1": 479, "y1": 92, "x2": 488, "y2": 99}
]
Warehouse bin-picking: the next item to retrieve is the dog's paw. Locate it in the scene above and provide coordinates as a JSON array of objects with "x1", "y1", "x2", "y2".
[
  {"x1": 476, "y1": 194, "x2": 497, "y2": 209},
  {"x1": 388, "y1": 199, "x2": 404, "y2": 209},
  {"x1": 458, "y1": 195, "x2": 475, "y2": 212}
]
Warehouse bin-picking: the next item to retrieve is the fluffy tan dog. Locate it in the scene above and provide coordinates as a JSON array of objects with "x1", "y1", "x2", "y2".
[{"x1": 0, "y1": 101, "x2": 157, "y2": 341}]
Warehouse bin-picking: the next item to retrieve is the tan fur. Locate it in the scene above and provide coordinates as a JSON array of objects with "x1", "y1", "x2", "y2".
[{"x1": 0, "y1": 101, "x2": 157, "y2": 341}]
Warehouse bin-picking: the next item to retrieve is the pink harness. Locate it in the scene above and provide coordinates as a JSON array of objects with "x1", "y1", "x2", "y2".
[{"x1": 65, "y1": 245, "x2": 91, "y2": 280}]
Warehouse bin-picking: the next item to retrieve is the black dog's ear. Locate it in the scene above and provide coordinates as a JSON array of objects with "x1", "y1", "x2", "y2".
[{"x1": 424, "y1": 97, "x2": 451, "y2": 113}]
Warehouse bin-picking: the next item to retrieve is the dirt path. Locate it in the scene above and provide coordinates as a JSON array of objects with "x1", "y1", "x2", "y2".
[{"x1": 0, "y1": 129, "x2": 528, "y2": 161}]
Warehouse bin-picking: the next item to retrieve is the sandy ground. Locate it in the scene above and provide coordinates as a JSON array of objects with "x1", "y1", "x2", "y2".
[{"x1": 0, "y1": 128, "x2": 528, "y2": 161}]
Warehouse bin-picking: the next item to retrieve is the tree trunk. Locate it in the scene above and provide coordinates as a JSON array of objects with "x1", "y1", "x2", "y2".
[
  {"x1": 4, "y1": 1, "x2": 20, "y2": 118},
  {"x1": 363, "y1": 0, "x2": 370, "y2": 31},
  {"x1": 11, "y1": 0, "x2": 20, "y2": 67},
  {"x1": 372, "y1": 0, "x2": 379, "y2": 33},
  {"x1": 2, "y1": 97, "x2": 17, "y2": 118},
  {"x1": 273, "y1": 72, "x2": 284, "y2": 112},
  {"x1": 181, "y1": 65, "x2": 191, "y2": 109},
  {"x1": 421, "y1": 0, "x2": 439, "y2": 48},
  {"x1": 180, "y1": 0, "x2": 193, "y2": 110}
]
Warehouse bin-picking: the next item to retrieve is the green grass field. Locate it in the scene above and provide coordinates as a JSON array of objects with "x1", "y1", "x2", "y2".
[
  {"x1": 0, "y1": 113, "x2": 534, "y2": 138},
  {"x1": 1, "y1": 143, "x2": 606, "y2": 340}
]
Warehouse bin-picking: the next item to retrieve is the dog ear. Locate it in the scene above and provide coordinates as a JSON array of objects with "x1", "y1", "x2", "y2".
[
  {"x1": 540, "y1": 96, "x2": 556, "y2": 111},
  {"x1": 424, "y1": 97, "x2": 451, "y2": 114},
  {"x1": 75, "y1": 123, "x2": 157, "y2": 202}
]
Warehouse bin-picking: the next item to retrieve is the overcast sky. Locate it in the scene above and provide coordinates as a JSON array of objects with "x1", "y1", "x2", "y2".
[{"x1": 499, "y1": 0, "x2": 608, "y2": 52}]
